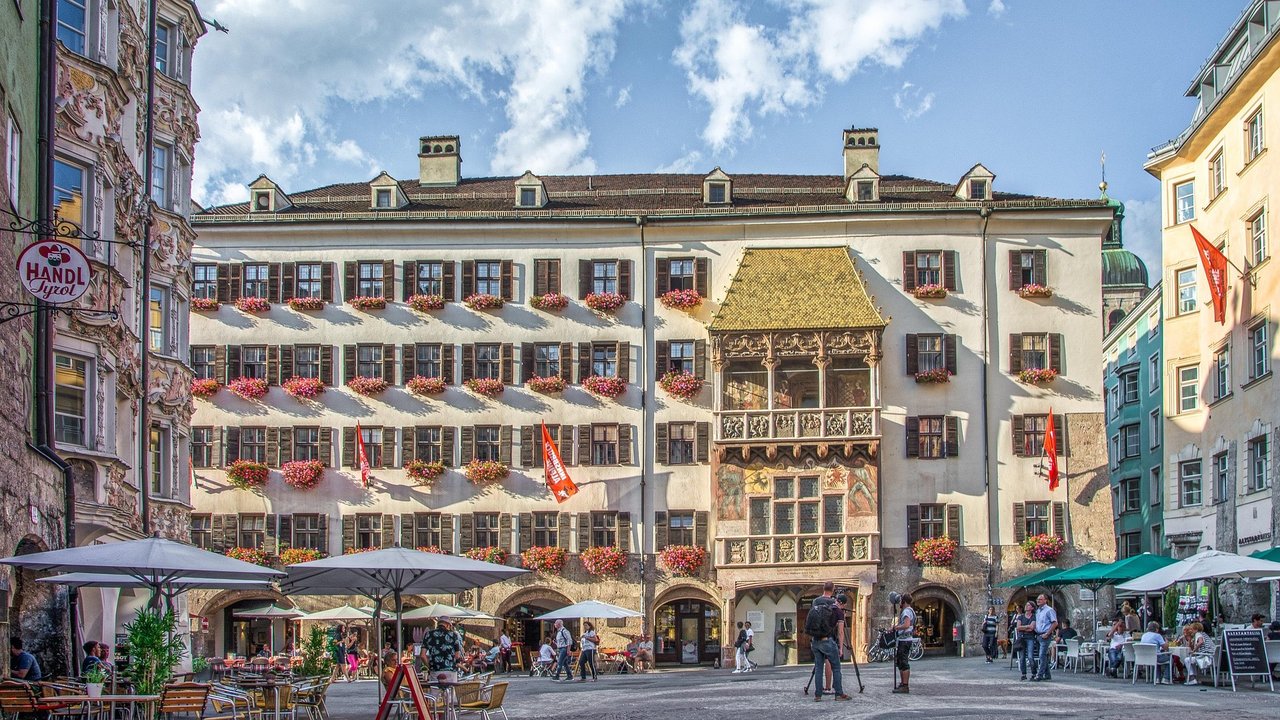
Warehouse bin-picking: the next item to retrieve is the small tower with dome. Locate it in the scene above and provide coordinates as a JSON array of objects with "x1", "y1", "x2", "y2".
[{"x1": 1099, "y1": 180, "x2": 1150, "y2": 332}]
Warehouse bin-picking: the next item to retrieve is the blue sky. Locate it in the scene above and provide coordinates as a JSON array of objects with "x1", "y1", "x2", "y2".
[{"x1": 192, "y1": 1, "x2": 1245, "y2": 275}]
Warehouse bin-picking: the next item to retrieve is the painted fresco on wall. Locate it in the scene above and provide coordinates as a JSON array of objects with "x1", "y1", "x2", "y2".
[
  {"x1": 715, "y1": 464, "x2": 745, "y2": 520},
  {"x1": 846, "y1": 456, "x2": 877, "y2": 523},
  {"x1": 713, "y1": 454, "x2": 879, "y2": 531},
  {"x1": 744, "y1": 465, "x2": 770, "y2": 495}
]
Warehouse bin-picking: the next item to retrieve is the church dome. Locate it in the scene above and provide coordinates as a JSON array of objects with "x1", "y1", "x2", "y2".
[{"x1": 1102, "y1": 246, "x2": 1149, "y2": 288}]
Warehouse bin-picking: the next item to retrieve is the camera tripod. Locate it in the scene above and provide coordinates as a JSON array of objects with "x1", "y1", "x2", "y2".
[{"x1": 801, "y1": 636, "x2": 863, "y2": 695}]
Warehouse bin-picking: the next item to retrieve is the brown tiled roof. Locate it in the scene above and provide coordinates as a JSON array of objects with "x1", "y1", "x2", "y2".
[
  {"x1": 195, "y1": 173, "x2": 1108, "y2": 223},
  {"x1": 710, "y1": 247, "x2": 885, "y2": 332}
]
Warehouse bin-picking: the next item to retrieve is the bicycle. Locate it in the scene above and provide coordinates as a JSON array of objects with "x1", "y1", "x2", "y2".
[{"x1": 863, "y1": 636, "x2": 923, "y2": 662}]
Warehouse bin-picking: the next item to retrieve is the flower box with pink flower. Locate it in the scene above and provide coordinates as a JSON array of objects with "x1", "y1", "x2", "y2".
[
  {"x1": 287, "y1": 296, "x2": 326, "y2": 311},
  {"x1": 235, "y1": 296, "x2": 271, "y2": 313},
  {"x1": 659, "y1": 545, "x2": 707, "y2": 576},
  {"x1": 1021, "y1": 533, "x2": 1065, "y2": 562},
  {"x1": 347, "y1": 296, "x2": 387, "y2": 311},
  {"x1": 279, "y1": 547, "x2": 324, "y2": 565},
  {"x1": 660, "y1": 289, "x2": 702, "y2": 310},
  {"x1": 191, "y1": 378, "x2": 220, "y2": 398},
  {"x1": 1017, "y1": 284, "x2": 1053, "y2": 299},
  {"x1": 463, "y1": 546, "x2": 508, "y2": 564},
  {"x1": 405, "y1": 459, "x2": 445, "y2": 486},
  {"x1": 658, "y1": 371, "x2": 702, "y2": 401},
  {"x1": 913, "y1": 284, "x2": 948, "y2": 299},
  {"x1": 407, "y1": 375, "x2": 447, "y2": 395},
  {"x1": 526, "y1": 375, "x2": 566, "y2": 394},
  {"x1": 464, "y1": 377, "x2": 505, "y2": 397},
  {"x1": 281, "y1": 460, "x2": 324, "y2": 490},
  {"x1": 228, "y1": 376, "x2": 269, "y2": 400},
  {"x1": 227, "y1": 459, "x2": 269, "y2": 491},
  {"x1": 464, "y1": 293, "x2": 505, "y2": 311},
  {"x1": 191, "y1": 297, "x2": 220, "y2": 311},
  {"x1": 584, "y1": 292, "x2": 626, "y2": 312},
  {"x1": 529, "y1": 293, "x2": 569, "y2": 311},
  {"x1": 520, "y1": 546, "x2": 567, "y2": 574},
  {"x1": 407, "y1": 294, "x2": 446, "y2": 312},
  {"x1": 346, "y1": 376, "x2": 388, "y2": 396},
  {"x1": 580, "y1": 546, "x2": 627, "y2": 576},
  {"x1": 582, "y1": 375, "x2": 626, "y2": 399},
  {"x1": 417, "y1": 546, "x2": 447, "y2": 555},
  {"x1": 225, "y1": 547, "x2": 270, "y2": 566},
  {"x1": 464, "y1": 459, "x2": 508, "y2": 485},
  {"x1": 914, "y1": 368, "x2": 952, "y2": 384},
  {"x1": 912, "y1": 536, "x2": 958, "y2": 566},
  {"x1": 1018, "y1": 368, "x2": 1058, "y2": 385},
  {"x1": 282, "y1": 376, "x2": 325, "y2": 400}
]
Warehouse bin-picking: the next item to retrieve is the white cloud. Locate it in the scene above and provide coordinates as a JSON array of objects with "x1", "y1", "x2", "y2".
[
  {"x1": 655, "y1": 150, "x2": 704, "y2": 173},
  {"x1": 988, "y1": 0, "x2": 1006, "y2": 17},
  {"x1": 191, "y1": 0, "x2": 628, "y2": 204},
  {"x1": 893, "y1": 81, "x2": 935, "y2": 120},
  {"x1": 615, "y1": 86, "x2": 632, "y2": 108},
  {"x1": 674, "y1": 0, "x2": 966, "y2": 152}
]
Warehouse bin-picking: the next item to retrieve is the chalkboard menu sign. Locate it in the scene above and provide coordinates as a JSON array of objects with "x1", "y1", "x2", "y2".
[{"x1": 1222, "y1": 628, "x2": 1273, "y2": 691}]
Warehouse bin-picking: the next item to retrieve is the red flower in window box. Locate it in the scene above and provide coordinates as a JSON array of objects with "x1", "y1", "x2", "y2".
[
  {"x1": 416, "y1": 546, "x2": 448, "y2": 555},
  {"x1": 464, "y1": 293, "x2": 504, "y2": 310},
  {"x1": 278, "y1": 547, "x2": 324, "y2": 565},
  {"x1": 407, "y1": 294, "x2": 446, "y2": 312},
  {"x1": 225, "y1": 547, "x2": 271, "y2": 566},
  {"x1": 584, "y1": 292, "x2": 626, "y2": 312},
  {"x1": 660, "y1": 289, "x2": 703, "y2": 310},
  {"x1": 405, "y1": 459, "x2": 445, "y2": 486},
  {"x1": 520, "y1": 546, "x2": 566, "y2": 575},
  {"x1": 912, "y1": 284, "x2": 947, "y2": 299},
  {"x1": 234, "y1": 296, "x2": 271, "y2": 313},
  {"x1": 658, "y1": 371, "x2": 702, "y2": 401},
  {"x1": 914, "y1": 368, "x2": 952, "y2": 384},
  {"x1": 911, "y1": 536, "x2": 958, "y2": 566},
  {"x1": 228, "y1": 376, "x2": 269, "y2": 400},
  {"x1": 282, "y1": 376, "x2": 326, "y2": 400},
  {"x1": 191, "y1": 378, "x2": 220, "y2": 398},
  {"x1": 463, "y1": 459, "x2": 508, "y2": 485},
  {"x1": 226, "y1": 459, "x2": 269, "y2": 491},
  {"x1": 463, "y1": 546, "x2": 508, "y2": 564},
  {"x1": 1018, "y1": 368, "x2": 1058, "y2": 384},
  {"x1": 464, "y1": 377, "x2": 505, "y2": 397},
  {"x1": 583, "y1": 375, "x2": 626, "y2": 399},
  {"x1": 346, "y1": 376, "x2": 388, "y2": 396},
  {"x1": 526, "y1": 375, "x2": 566, "y2": 394},
  {"x1": 191, "y1": 297, "x2": 220, "y2": 311},
  {"x1": 281, "y1": 460, "x2": 324, "y2": 490},
  {"x1": 659, "y1": 545, "x2": 707, "y2": 576},
  {"x1": 1017, "y1": 284, "x2": 1053, "y2": 299},
  {"x1": 287, "y1": 296, "x2": 326, "y2": 311},
  {"x1": 344, "y1": 546, "x2": 376, "y2": 555},
  {"x1": 407, "y1": 375, "x2": 447, "y2": 395},
  {"x1": 347, "y1": 296, "x2": 387, "y2": 310},
  {"x1": 580, "y1": 546, "x2": 627, "y2": 576},
  {"x1": 1021, "y1": 533, "x2": 1065, "y2": 562},
  {"x1": 529, "y1": 293, "x2": 569, "y2": 311}
]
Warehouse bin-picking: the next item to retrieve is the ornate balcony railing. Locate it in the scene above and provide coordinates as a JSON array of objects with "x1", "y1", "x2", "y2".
[
  {"x1": 718, "y1": 532, "x2": 879, "y2": 568},
  {"x1": 716, "y1": 407, "x2": 879, "y2": 442}
]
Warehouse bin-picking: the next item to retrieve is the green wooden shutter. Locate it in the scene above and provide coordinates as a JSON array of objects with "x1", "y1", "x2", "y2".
[{"x1": 341, "y1": 515, "x2": 355, "y2": 554}]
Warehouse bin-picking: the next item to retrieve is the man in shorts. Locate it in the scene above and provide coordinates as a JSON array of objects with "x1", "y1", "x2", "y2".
[{"x1": 892, "y1": 594, "x2": 915, "y2": 694}]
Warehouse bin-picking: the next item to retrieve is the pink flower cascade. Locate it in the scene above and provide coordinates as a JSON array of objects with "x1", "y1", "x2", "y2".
[
  {"x1": 405, "y1": 459, "x2": 445, "y2": 486},
  {"x1": 658, "y1": 371, "x2": 702, "y2": 401},
  {"x1": 912, "y1": 537, "x2": 958, "y2": 566},
  {"x1": 527, "y1": 375, "x2": 566, "y2": 394},
  {"x1": 463, "y1": 546, "x2": 508, "y2": 564},
  {"x1": 464, "y1": 378, "x2": 505, "y2": 397},
  {"x1": 227, "y1": 459, "x2": 269, "y2": 490},
  {"x1": 191, "y1": 378, "x2": 220, "y2": 398},
  {"x1": 287, "y1": 296, "x2": 326, "y2": 311},
  {"x1": 1018, "y1": 368, "x2": 1058, "y2": 384},
  {"x1": 659, "y1": 545, "x2": 707, "y2": 576},
  {"x1": 1022, "y1": 533, "x2": 1065, "y2": 563},
  {"x1": 1017, "y1": 284, "x2": 1053, "y2": 298},
  {"x1": 235, "y1": 296, "x2": 271, "y2": 313},
  {"x1": 580, "y1": 546, "x2": 627, "y2": 577},
  {"x1": 913, "y1": 284, "x2": 947, "y2": 299},
  {"x1": 914, "y1": 368, "x2": 952, "y2": 384},
  {"x1": 584, "y1": 292, "x2": 626, "y2": 312},
  {"x1": 347, "y1": 296, "x2": 387, "y2": 310},
  {"x1": 530, "y1": 293, "x2": 569, "y2": 311},
  {"x1": 520, "y1": 546, "x2": 566, "y2": 574},
  {"x1": 279, "y1": 547, "x2": 324, "y2": 565},
  {"x1": 407, "y1": 375, "x2": 447, "y2": 395},
  {"x1": 660, "y1": 289, "x2": 702, "y2": 310},
  {"x1": 464, "y1": 459, "x2": 508, "y2": 485},
  {"x1": 226, "y1": 547, "x2": 270, "y2": 566},
  {"x1": 417, "y1": 546, "x2": 447, "y2": 555},
  {"x1": 464, "y1": 293, "x2": 505, "y2": 310},
  {"x1": 282, "y1": 376, "x2": 325, "y2": 399},
  {"x1": 228, "y1": 376, "x2": 269, "y2": 400},
  {"x1": 583, "y1": 375, "x2": 626, "y2": 399},
  {"x1": 191, "y1": 297, "x2": 220, "y2": 311},
  {"x1": 281, "y1": 460, "x2": 324, "y2": 490},
  {"x1": 346, "y1": 376, "x2": 388, "y2": 396},
  {"x1": 407, "y1": 294, "x2": 446, "y2": 312}
]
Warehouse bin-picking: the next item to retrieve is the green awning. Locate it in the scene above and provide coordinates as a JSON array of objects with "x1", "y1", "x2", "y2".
[
  {"x1": 1096, "y1": 553, "x2": 1178, "y2": 583},
  {"x1": 1249, "y1": 547, "x2": 1280, "y2": 563},
  {"x1": 993, "y1": 566, "x2": 1063, "y2": 588},
  {"x1": 1039, "y1": 561, "x2": 1110, "y2": 587}
]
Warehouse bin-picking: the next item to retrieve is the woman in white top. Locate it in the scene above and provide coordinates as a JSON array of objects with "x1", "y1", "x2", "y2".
[{"x1": 579, "y1": 621, "x2": 601, "y2": 681}]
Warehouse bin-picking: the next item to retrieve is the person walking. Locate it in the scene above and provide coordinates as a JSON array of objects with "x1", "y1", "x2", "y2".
[
  {"x1": 743, "y1": 622, "x2": 757, "y2": 671},
  {"x1": 891, "y1": 594, "x2": 915, "y2": 694},
  {"x1": 981, "y1": 606, "x2": 1000, "y2": 664},
  {"x1": 552, "y1": 619, "x2": 574, "y2": 682},
  {"x1": 578, "y1": 622, "x2": 600, "y2": 682},
  {"x1": 808, "y1": 581, "x2": 851, "y2": 701},
  {"x1": 1015, "y1": 601, "x2": 1037, "y2": 680},
  {"x1": 732, "y1": 622, "x2": 748, "y2": 673},
  {"x1": 497, "y1": 629, "x2": 513, "y2": 673},
  {"x1": 424, "y1": 618, "x2": 464, "y2": 682},
  {"x1": 1030, "y1": 594, "x2": 1058, "y2": 682}
]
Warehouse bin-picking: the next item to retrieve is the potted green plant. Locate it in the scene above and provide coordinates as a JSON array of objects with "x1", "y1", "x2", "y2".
[
  {"x1": 123, "y1": 609, "x2": 187, "y2": 701},
  {"x1": 83, "y1": 665, "x2": 106, "y2": 697},
  {"x1": 298, "y1": 626, "x2": 333, "y2": 678}
]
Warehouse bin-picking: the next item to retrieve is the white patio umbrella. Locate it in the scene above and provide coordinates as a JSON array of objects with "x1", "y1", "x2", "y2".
[
  {"x1": 399, "y1": 603, "x2": 491, "y2": 621},
  {"x1": 534, "y1": 600, "x2": 642, "y2": 620},
  {"x1": 39, "y1": 572, "x2": 273, "y2": 593},
  {"x1": 234, "y1": 604, "x2": 304, "y2": 654},
  {"x1": 1116, "y1": 550, "x2": 1280, "y2": 593},
  {"x1": 301, "y1": 604, "x2": 374, "y2": 622}
]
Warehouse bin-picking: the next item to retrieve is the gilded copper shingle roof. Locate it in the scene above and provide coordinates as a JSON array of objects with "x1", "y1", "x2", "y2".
[{"x1": 710, "y1": 247, "x2": 885, "y2": 332}]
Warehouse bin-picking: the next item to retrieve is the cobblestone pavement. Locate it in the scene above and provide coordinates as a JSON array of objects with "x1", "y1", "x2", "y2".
[{"x1": 323, "y1": 657, "x2": 1280, "y2": 720}]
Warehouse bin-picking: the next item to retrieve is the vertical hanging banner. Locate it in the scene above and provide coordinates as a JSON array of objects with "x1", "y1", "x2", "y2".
[
  {"x1": 355, "y1": 423, "x2": 370, "y2": 488},
  {"x1": 1043, "y1": 411, "x2": 1060, "y2": 492},
  {"x1": 1190, "y1": 224, "x2": 1229, "y2": 324},
  {"x1": 542, "y1": 423, "x2": 578, "y2": 503}
]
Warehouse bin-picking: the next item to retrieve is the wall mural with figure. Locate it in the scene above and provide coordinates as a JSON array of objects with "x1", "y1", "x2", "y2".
[
  {"x1": 715, "y1": 464, "x2": 745, "y2": 520},
  {"x1": 712, "y1": 453, "x2": 879, "y2": 534}
]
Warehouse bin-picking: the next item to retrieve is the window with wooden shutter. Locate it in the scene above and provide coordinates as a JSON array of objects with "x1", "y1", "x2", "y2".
[
  {"x1": 214, "y1": 345, "x2": 228, "y2": 384},
  {"x1": 381, "y1": 427, "x2": 396, "y2": 468},
  {"x1": 460, "y1": 260, "x2": 476, "y2": 299},
  {"x1": 618, "y1": 424, "x2": 632, "y2": 465},
  {"x1": 318, "y1": 428, "x2": 332, "y2": 467},
  {"x1": 906, "y1": 505, "x2": 920, "y2": 547},
  {"x1": 577, "y1": 259, "x2": 592, "y2": 299},
  {"x1": 440, "y1": 261, "x2": 456, "y2": 301},
  {"x1": 319, "y1": 262, "x2": 334, "y2": 302},
  {"x1": 654, "y1": 341, "x2": 669, "y2": 377},
  {"x1": 225, "y1": 345, "x2": 242, "y2": 380},
  {"x1": 655, "y1": 258, "x2": 670, "y2": 296},
  {"x1": 558, "y1": 342, "x2": 573, "y2": 383},
  {"x1": 341, "y1": 515, "x2": 356, "y2": 554},
  {"x1": 342, "y1": 427, "x2": 355, "y2": 468},
  {"x1": 266, "y1": 262, "x2": 282, "y2": 303},
  {"x1": 945, "y1": 416, "x2": 960, "y2": 458},
  {"x1": 577, "y1": 424, "x2": 591, "y2": 467},
  {"x1": 1052, "y1": 501, "x2": 1067, "y2": 540},
  {"x1": 1049, "y1": 333, "x2": 1063, "y2": 373},
  {"x1": 264, "y1": 514, "x2": 279, "y2": 554},
  {"x1": 216, "y1": 263, "x2": 231, "y2": 302},
  {"x1": 696, "y1": 422, "x2": 710, "y2": 463},
  {"x1": 382, "y1": 344, "x2": 396, "y2": 383},
  {"x1": 616, "y1": 342, "x2": 630, "y2": 383},
  {"x1": 901, "y1": 251, "x2": 917, "y2": 292},
  {"x1": 442, "y1": 345, "x2": 455, "y2": 384},
  {"x1": 905, "y1": 417, "x2": 919, "y2": 458},
  {"x1": 402, "y1": 345, "x2": 416, "y2": 380},
  {"x1": 619, "y1": 259, "x2": 633, "y2": 299},
  {"x1": 501, "y1": 343, "x2": 513, "y2": 384},
  {"x1": 266, "y1": 346, "x2": 280, "y2": 384},
  {"x1": 400, "y1": 513, "x2": 415, "y2": 548},
  {"x1": 458, "y1": 514, "x2": 474, "y2": 553},
  {"x1": 1013, "y1": 502, "x2": 1027, "y2": 543},
  {"x1": 945, "y1": 504, "x2": 962, "y2": 542},
  {"x1": 343, "y1": 261, "x2": 357, "y2": 300},
  {"x1": 533, "y1": 259, "x2": 560, "y2": 296},
  {"x1": 459, "y1": 426, "x2": 474, "y2": 464},
  {"x1": 518, "y1": 512, "x2": 533, "y2": 552},
  {"x1": 266, "y1": 428, "x2": 280, "y2": 466},
  {"x1": 441, "y1": 427, "x2": 456, "y2": 466},
  {"x1": 499, "y1": 514, "x2": 512, "y2": 551},
  {"x1": 224, "y1": 427, "x2": 241, "y2": 465},
  {"x1": 654, "y1": 423, "x2": 669, "y2": 465},
  {"x1": 499, "y1": 426, "x2": 513, "y2": 465},
  {"x1": 381, "y1": 260, "x2": 395, "y2": 300},
  {"x1": 401, "y1": 261, "x2": 417, "y2": 301},
  {"x1": 1011, "y1": 415, "x2": 1025, "y2": 456},
  {"x1": 520, "y1": 426, "x2": 534, "y2": 467},
  {"x1": 380, "y1": 513, "x2": 395, "y2": 548},
  {"x1": 694, "y1": 340, "x2": 707, "y2": 379},
  {"x1": 654, "y1": 511, "x2": 669, "y2": 550},
  {"x1": 617, "y1": 512, "x2": 631, "y2": 553},
  {"x1": 500, "y1": 259, "x2": 514, "y2": 300},
  {"x1": 905, "y1": 333, "x2": 918, "y2": 374},
  {"x1": 228, "y1": 263, "x2": 243, "y2": 301},
  {"x1": 942, "y1": 251, "x2": 957, "y2": 291},
  {"x1": 945, "y1": 334, "x2": 957, "y2": 375},
  {"x1": 460, "y1": 344, "x2": 474, "y2": 382},
  {"x1": 577, "y1": 342, "x2": 591, "y2": 383},
  {"x1": 557, "y1": 513, "x2": 571, "y2": 550},
  {"x1": 1009, "y1": 334, "x2": 1024, "y2": 374},
  {"x1": 559, "y1": 426, "x2": 574, "y2": 467},
  {"x1": 695, "y1": 258, "x2": 709, "y2": 297}
]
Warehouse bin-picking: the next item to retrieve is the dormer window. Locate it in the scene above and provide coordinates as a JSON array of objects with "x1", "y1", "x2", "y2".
[
  {"x1": 513, "y1": 171, "x2": 547, "y2": 209},
  {"x1": 702, "y1": 168, "x2": 733, "y2": 205},
  {"x1": 856, "y1": 181, "x2": 875, "y2": 201},
  {"x1": 375, "y1": 189, "x2": 392, "y2": 208},
  {"x1": 248, "y1": 175, "x2": 291, "y2": 213},
  {"x1": 519, "y1": 187, "x2": 538, "y2": 207},
  {"x1": 955, "y1": 164, "x2": 995, "y2": 201},
  {"x1": 253, "y1": 191, "x2": 270, "y2": 211},
  {"x1": 969, "y1": 179, "x2": 988, "y2": 200},
  {"x1": 707, "y1": 183, "x2": 726, "y2": 204},
  {"x1": 844, "y1": 164, "x2": 880, "y2": 203}
]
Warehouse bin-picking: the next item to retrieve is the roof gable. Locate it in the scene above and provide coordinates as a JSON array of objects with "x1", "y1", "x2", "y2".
[{"x1": 710, "y1": 247, "x2": 885, "y2": 332}]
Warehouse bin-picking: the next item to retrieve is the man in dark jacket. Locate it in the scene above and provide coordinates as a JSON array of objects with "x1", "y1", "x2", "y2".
[{"x1": 809, "y1": 581, "x2": 850, "y2": 702}]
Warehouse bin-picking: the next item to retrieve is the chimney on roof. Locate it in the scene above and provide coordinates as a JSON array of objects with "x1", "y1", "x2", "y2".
[
  {"x1": 419, "y1": 135, "x2": 461, "y2": 187},
  {"x1": 843, "y1": 127, "x2": 879, "y2": 178}
]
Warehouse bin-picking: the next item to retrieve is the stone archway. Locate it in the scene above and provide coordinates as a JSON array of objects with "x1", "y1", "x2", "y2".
[
  {"x1": 11, "y1": 535, "x2": 68, "y2": 677},
  {"x1": 654, "y1": 584, "x2": 723, "y2": 666},
  {"x1": 496, "y1": 587, "x2": 574, "y2": 650},
  {"x1": 909, "y1": 583, "x2": 964, "y2": 656},
  {"x1": 192, "y1": 588, "x2": 291, "y2": 658}
]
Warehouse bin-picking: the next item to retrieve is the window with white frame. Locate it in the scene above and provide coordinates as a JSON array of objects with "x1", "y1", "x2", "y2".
[
  {"x1": 1119, "y1": 532, "x2": 1141, "y2": 559},
  {"x1": 919, "y1": 503, "x2": 945, "y2": 539},
  {"x1": 191, "y1": 427, "x2": 212, "y2": 468},
  {"x1": 151, "y1": 144, "x2": 170, "y2": 206},
  {"x1": 668, "y1": 259, "x2": 695, "y2": 291},
  {"x1": 591, "y1": 261, "x2": 619, "y2": 294},
  {"x1": 475, "y1": 344, "x2": 501, "y2": 380},
  {"x1": 155, "y1": 21, "x2": 175, "y2": 76},
  {"x1": 1148, "y1": 353, "x2": 1160, "y2": 393},
  {"x1": 474, "y1": 426, "x2": 499, "y2": 462},
  {"x1": 57, "y1": 0, "x2": 89, "y2": 56},
  {"x1": 533, "y1": 344, "x2": 559, "y2": 378},
  {"x1": 1121, "y1": 370, "x2": 1139, "y2": 404},
  {"x1": 1250, "y1": 211, "x2": 1267, "y2": 266},
  {"x1": 415, "y1": 513, "x2": 444, "y2": 548},
  {"x1": 356, "y1": 344, "x2": 382, "y2": 378},
  {"x1": 1248, "y1": 435, "x2": 1270, "y2": 492},
  {"x1": 294, "y1": 345, "x2": 320, "y2": 379},
  {"x1": 1179, "y1": 459, "x2": 1202, "y2": 507},
  {"x1": 917, "y1": 335, "x2": 944, "y2": 372},
  {"x1": 475, "y1": 261, "x2": 501, "y2": 296},
  {"x1": 668, "y1": 422, "x2": 695, "y2": 465},
  {"x1": 473, "y1": 513, "x2": 499, "y2": 547},
  {"x1": 357, "y1": 261, "x2": 385, "y2": 297},
  {"x1": 148, "y1": 425, "x2": 169, "y2": 498},
  {"x1": 193, "y1": 265, "x2": 217, "y2": 300},
  {"x1": 190, "y1": 515, "x2": 211, "y2": 549},
  {"x1": 706, "y1": 182, "x2": 727, "y2": 204},
  {"x1": 292, "y1": 514, "x2": 323, "y2": 550},
  {"x1": 1247, "y1": 109, "x2": 1265, "y2": 162},
  {"x1": 1024, "y1": 501, "x2": 1050, "y2": 537},
  {"x1": 239, "y1": 514, "x2": 266, "y2": 549},
  {"x1": 1149, "y1": 409, "x2": 1161, "y2": 448},
  {"x1": 1121, "y1": 424, "x2": 1140, "y2": 460},
  {"x1": 1176, "y1": 268, "x2": 1197, "y2": 315},
  {"x1": 914, "y1": 251, "x2": 942, "y2": 287},
  {"x1": 669, "y1": 341, "x2": 694, "y2": 374},
  {"x1": 531, "y1": 512, "x2": 557, "y2": 547},
  {"x1": 1249, "y1": 320, "x2": 1269, "y2": 380},
  {"x1": 1214, "y1": 451, "x2": 1229, "y2": 503},
  {"x1": 243, "y1": 264, "x2": 269, "y2": 299},
  {"x1": 5, "y1": 111, "x2": 18, "y2": 206},
  {"x1": 1149, "y1": 466, "x2": 1161, "y2": 506},
  {"x1": 856, "y1": 180, "x2": 875, "y2": 201},
  {"x1": 591, "y1": 424, "x2": 619, "y2": 465},
  {"x1": 191, "y1": 346, "x2": 216, "y2": 380},
  {"x1": 518, "y1": 187, "x2": 537, "y2": 207},
  {"x1": 240, "y1": 427, "x2": 266, "y2": 463},
  {"x1": 360, "y1": 427, "x2": 383, "y2": 466},
  {"x1": 1178, "y1": 365, "x2": 1199, "y2": 412},
  {"x1": 1208, "y1": 151, "x2": 1225, "y2": 199},
  {"x1": 415, "y1": 344, "x2": 441, "y2": 379},
  {"x1": 355, "y1": 514, "x2": 382, "y2": 550},
  {"x1": 296, "y1": 263, "x2": 323, "y2": 299},
  {"x1": 54, "y1": 353, "x2": 89, "y2": 446},
  {"x1": 1122, "y1": 477, "x2": 1140, "y2": 512},
  {"x1": 1214, "y1": 345, "x2": 1230, "y2": 400},
  {"x1": 241, "y1": 346, "x2": 267, "y2": 379},
  {"x1": 149, "y1": 287, "x2": 168, "y2": 353},
  {"x1": 591, "y1": 343, "x2": 618, "y2": 377},
  {"x1": 413, "y1": 427, "x2": 441, "y2": 463},
  {"x1": 375, "y1": 188, "x2": 392, "y2": 208},
  {"x1": 292, "y1": 427, "x2": 320, "y2": 461},
  {"x1": 968, "y1": 178, "x2": 988, "y2": 200},
  {"x1": 415, "y1": 262, "x2": 443, "y2": 296},
  {"x1": 1174, "y1": 181, "x2": 1195, "y2": 223}
]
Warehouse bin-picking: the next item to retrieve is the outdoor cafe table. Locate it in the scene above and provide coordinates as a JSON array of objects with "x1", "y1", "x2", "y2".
[
  {"x1": 234, "y1": 678, "x2": 294, "y2": 720},
  {"x1": 43, "y1": 694, "x2": 159, "y2": 720}
]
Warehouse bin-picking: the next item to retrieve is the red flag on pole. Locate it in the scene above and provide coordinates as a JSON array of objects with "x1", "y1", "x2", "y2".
[
  {"x1": 1043, "y1": 411, "x2": 1060, "y2": 492},
  {"x1": 355, "y1": 423, "x2": 371, "y2": 488},
  {"x1": 541, "y1": 423, "x2": 578, "y2": 503},
  {"x1": 1190, "y1": 224, "x2": 1230, "y2": 324}
]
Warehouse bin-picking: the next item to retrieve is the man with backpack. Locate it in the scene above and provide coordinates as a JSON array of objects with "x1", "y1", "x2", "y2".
[
  {"x1": 807, "y1": 581, "x2": 851, "y2": 701},
  {"x1": 551, "y1": 619, "x2": 574, "y2": 682}
]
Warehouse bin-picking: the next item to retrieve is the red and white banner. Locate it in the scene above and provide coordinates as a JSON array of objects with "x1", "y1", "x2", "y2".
[
  {"x1": 1043, "y1": 411, "x2": 1060, "y2": 492},
  {"x1": 355, "y1": 423, "x2": 371, "y2": 488},
  {"x1": 542, "y1": 423, "x2": 578, "y2": 503},
  {"x1": 1191, "y1": 224, "x2": 1230, "y2": 325}
]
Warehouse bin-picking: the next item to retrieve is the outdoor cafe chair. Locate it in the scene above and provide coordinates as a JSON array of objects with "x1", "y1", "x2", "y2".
[
  {"x1": 0, "y1": 681, "x2": 59, "y2": 720},
  {"x1": 1131, "y1": 643, "x2": 1171, "y2": 685},
  {"x1": 1120, "y1": 642, "x2": 1136, "y2": 680},
  {"x1": 455, "y1": 682, "x2": 507, "y2": 720},
  {"x1": 290, "y1": 678, "x2": 329, "y2": 720},
  {"x1": 208, "y1": 684, "x2": 262, "y2": 720},
  {"x1": 1063, "y1": 639, "x2": 1089, "y2": 673},
  {"x1": 159, "y1": 682, "x2": 211, "y2": 720}
]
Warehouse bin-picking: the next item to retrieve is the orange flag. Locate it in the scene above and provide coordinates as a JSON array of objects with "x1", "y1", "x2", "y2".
[
  {"x1": 1043, "y1": 411, "x2": 1060, "y2": 492},
  {"x1": 355, "y1": 423, "x2": 370, "y2": 488},
  {"x1": 542, "y1": 423, "x2": 578, "y2": 503},
  {"x1": 1190, "y1": 224, "x2": 1229, "y2": 324}
]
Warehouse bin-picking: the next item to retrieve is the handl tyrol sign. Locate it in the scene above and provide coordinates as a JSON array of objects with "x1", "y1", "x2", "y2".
[{"x1": 17, "y1": 240, "x2": 91, "y2": 304}]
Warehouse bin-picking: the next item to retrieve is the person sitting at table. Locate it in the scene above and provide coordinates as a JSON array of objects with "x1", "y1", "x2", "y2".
[
  {"x1": 533, "y1": 636, "x2": 555, "y2": 675},
  {"x1": 1139, "y1": 622, "x2": 1172, "y2": 684},
  {"x1": 9, "y1": 637, "x2": 42, "y2": 682},
  {"x1": 1250, "y1": 614, "x2": 1267, "y2": 630},
  {"x1": 381, "y1": 642, "x2": 398, "y2": 671},
  {"x1": 635, "y1": 634, "x2": 654, "y2": 673},
  {"x1": 1047, "y1": 619, "x2": 1077, "y2": 667},
  {"x1": 1104, "y1": 617, "x2": 1127, "y2": 678},
  {"x1": 1184, "y1": 622, "x2": 1214, "y2": 686},
  {"x1": 1268, "y1": 621, "x2": 1280, "y2": 641},
  {"x1": 82, "y1": 642, "x2": 103, "y2": 673},
  {"x1": 255, "y1": 644, "x2": 270, "y2": 658},
  {"x1": 95, "y1": 643, "x2": 115, "y2": 673}
]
